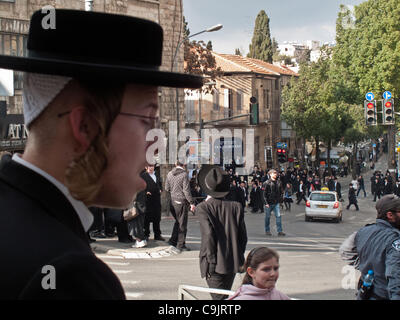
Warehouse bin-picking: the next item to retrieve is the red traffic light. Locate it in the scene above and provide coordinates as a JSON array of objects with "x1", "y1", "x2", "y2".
[
  {"x1": 277, "y1": 149, "x2": 282, "y2": 153},
  {"x1": 282, "y1": 149, "x2": 286, "y2": 153},
  {"x1": 367, "y1": 103, "x2": 374, "y2": 109},
  {"x1": 385, "y1": 101, "x2": 392, "y2": 108}
]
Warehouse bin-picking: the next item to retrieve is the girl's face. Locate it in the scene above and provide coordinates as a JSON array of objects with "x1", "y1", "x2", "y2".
[{"x1": 248, "y1": 257, "x2": 279, "y2": 289}]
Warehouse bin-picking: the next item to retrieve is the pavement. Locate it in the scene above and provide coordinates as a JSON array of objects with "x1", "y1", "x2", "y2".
[
  {"x1": 91, "y1": 152, "x2": 387, "y2": 259},
  {"x1": 90, "y1": 215, "x2": 197, "y2": 258}
]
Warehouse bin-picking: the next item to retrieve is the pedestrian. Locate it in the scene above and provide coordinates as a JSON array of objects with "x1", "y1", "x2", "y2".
[
  {"x1": 104, "y1": 208, "x2": 133, "y2": 243},
  {"x1": 383, "y1": 178, "x2": 393, "y2": 195},
  {"x1": 196, "y1": 165, "x2": 247, "y2": 300},
  {"x1": 283, "y1": 183, "x2": 293, "y2": 211},
  {"x1": 141, "y1": 165, "x2": 165, "y2": 241},
  {"x1": 263, "y1": 169, "x2": 285, "y2": 236},
  {"x1": 296, "y1": 180, "x2": 307, "y2": 205},
  {"x1": 357, "y1": 175, "x2": 367, "y2": 198},
  {"x1": 228, "y1": 247, "x2": 290, "y2": 300},
  {"x1": 394, "y1": 180, "x2": 400, "y2": 197},
  {"x1": 165, "y1": 161, "x2": 196, "y2": 252},
  {"x1": 127, "y1": 190, "x2": 147, "y2": 248},
  {"x1": 238, "y1": 181, "x2": 248, "y2": 210},
  {"x1": 249, "y1": 181, "x2": 258, "y2": 213},
  {"x1": 339, "y1": 194, "x2": 400, "y2": 299},
  {"x1": 372, "y1": 177, "x2": 383, "y2": 202},
  {"x1": 0, "y1": 9, "x2": 202, "y2": 299},
  {"x1": 346, "y1": 184, "x2": 359, "y2": 211}
]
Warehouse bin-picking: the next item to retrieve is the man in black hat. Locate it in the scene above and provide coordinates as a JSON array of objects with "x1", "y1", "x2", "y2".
[
  {"x1": 196, "y1": 165, "x2": 248, "y2": 300},
  {"x1": 339, "y1": 194, "x2": 400, "y2": 300},
  {"x1": 0, "y1": 10, "x2": 202, "y2": 299}
]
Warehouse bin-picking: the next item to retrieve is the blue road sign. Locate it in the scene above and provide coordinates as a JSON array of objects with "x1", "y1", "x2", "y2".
[
  {"x1": 383, "y1": 91, "x2": 392, "y2": 100},
  {"x1": 366, "y1": 92, "x2": 375, "y2": 101}
]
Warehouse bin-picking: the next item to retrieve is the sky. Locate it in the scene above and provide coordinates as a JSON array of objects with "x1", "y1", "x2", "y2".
[{"x1": 182, "y1": 0, "x2": 366, "y2": 55}]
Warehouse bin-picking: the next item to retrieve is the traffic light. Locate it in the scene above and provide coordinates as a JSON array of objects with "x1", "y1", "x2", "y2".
[
  {"x1": 277, "y1": 148, "x2": 287, "y2": 163},
  {"x1": 383, "y1": 98, "x2": 395, "y2": 125},
  {"x1": 249, "y1": 96, "x2": 259, "y2": 125},
  {"x1": 364, "y1": 100, "x2": 377, "y2": 126}
]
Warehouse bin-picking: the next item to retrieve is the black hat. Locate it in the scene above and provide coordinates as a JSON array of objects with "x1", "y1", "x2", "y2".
[
  {"x1": 0, "y1": 9, "x2": 203, "y2": 88},
  {"x1": 197, "y1": 165, "x2": 230, "y2": 198}
]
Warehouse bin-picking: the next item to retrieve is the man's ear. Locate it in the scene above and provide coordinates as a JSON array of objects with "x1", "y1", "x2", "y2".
[{"x1": 68, "y1": 106, "x2": 99, "y2": 154}]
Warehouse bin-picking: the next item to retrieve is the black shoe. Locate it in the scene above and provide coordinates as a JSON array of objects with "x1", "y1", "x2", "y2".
[
  {"x1": 91, "y1": 231, "x2": 106, "y2": 238},
  {"x1": 278, "y1": 232, "x2": 286, "y2": 236},
  {"x1": 168, "y1": 240, "x2": 177, "y2": 247},
  {"x1": 88, "y1": 237, "x2": 96, "y2": 243},
  {"x1": 154, "y1": 236, "x2": 166, "y2": 241},
  {"x1": 118, "y1": 237, "x2": 133, "y2": 243},
  {"x1": 178, "y1": 246, "x2": 191, "y2": 251}
]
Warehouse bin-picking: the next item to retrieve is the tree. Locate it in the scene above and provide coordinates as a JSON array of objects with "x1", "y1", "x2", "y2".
[
  {"x1": 234, "y1": 48, "x2": 242, "y2": 56},
  {"x1": 248, "y1": 10, "x2": 273, "y2": 63},
  {"x1": 182, "y1": 18, "x2": 222, "y2": 93},
  {"x1": 281, "y1": 47, "x2": 354, "y2": 174}
]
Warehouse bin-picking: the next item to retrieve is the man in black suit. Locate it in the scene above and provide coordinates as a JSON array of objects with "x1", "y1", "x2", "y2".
[
  {"x1": 0, "y1": 10, "x2": 202, "y2": 299},
  {"x1": 196, "y1": 165, "x2": 247, "y2": 300},
  {"x1": 141, "y1": 165, "x2": 164, "y2": 241}
]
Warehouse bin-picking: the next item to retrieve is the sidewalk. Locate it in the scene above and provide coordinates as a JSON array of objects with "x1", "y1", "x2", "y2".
[{"x1": 90, "y1": 214, "x2": 198, "y2": 258}]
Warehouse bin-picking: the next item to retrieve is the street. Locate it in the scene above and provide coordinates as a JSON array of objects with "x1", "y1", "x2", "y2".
[{"x1": 95, "y1": 160, "x2": 386, "y2": 300}]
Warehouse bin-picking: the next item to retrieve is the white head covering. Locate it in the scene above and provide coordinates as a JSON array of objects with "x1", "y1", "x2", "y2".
[{"x1": 22, "y1": 73, "x2": 72, "y2": 128}]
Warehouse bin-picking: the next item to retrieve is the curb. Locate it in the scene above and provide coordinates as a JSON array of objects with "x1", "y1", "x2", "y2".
[{"x1": 91, "y1": 240, "x2": 182, "y2": 259}]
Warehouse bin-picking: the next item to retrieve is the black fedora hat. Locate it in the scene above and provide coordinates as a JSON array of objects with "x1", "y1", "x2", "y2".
[
  {"x1": 197, "y1": 165, "x2": 230, "y2": 198},
  {"x1": 0, "y1": 9, "x2": 203, "y2": 88}
]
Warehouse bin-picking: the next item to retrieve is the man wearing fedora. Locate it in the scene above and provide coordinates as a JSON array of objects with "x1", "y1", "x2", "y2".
[
  {"x1": 0, "y1": 9, "x2": 202, "y2": 299},
  {"x1": 196, "y1": 165, "x2": 248, "y2": 300}
]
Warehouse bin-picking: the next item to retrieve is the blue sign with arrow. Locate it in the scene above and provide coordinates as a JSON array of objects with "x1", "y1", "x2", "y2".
[
  {"x1": 366, "y1": 92, "x2": 375, "y2": 101},
  {"x1": 383, "y1": 91, "x2": 392, "y2": 100}
]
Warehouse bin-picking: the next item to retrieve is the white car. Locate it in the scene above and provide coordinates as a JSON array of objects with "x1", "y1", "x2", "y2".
[{"x1": 305, "y1": 191, "x2": 343, "y2": 223}]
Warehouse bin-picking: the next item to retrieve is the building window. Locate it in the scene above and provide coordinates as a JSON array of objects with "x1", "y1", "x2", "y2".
[
  {"x1": 213, "y1": 90, "x2": 219, "y2": 111},
  {"x1": 0, "y1": 33, "x2": 27, "y2": 90},
  {"x1": 275, "y1": 79, "x2": 279, "y2": 90},
  {"x1": 255, "y1": 136, "x2": 260, "y2": 161},
  {"x1": 237, "y1": 91, "x2": 242, "y2": 111}
]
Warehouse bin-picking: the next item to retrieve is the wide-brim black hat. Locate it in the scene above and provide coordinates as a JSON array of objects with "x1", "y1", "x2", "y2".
[
  {"x1": 197, "y1": 165, "x2": 230, "y2": 198},
  {"x1": 0, "y1": 9, "x2": 203, "y2": 88}
]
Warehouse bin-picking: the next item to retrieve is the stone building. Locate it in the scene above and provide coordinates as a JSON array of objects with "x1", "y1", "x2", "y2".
[
  {"x1": 0, "y1": 0, "x2": 185, "y2": 154},
  {"x1": 184, "y1": 52, "x2": 303, "y2": 171}
]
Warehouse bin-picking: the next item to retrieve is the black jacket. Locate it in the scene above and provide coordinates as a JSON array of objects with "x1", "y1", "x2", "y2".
[
  {"x1": 263, "y1": 179, "x2": 283, "y2": 205},
  {"x1": 0, "y1": 155, "x2": 125, "y2": 299},
  {"x1": 196, "y1": 198, "x2": 247, "y2": 278},
  {"x1": 140, "y1": 171, "x2": 162, "y2": 220}
]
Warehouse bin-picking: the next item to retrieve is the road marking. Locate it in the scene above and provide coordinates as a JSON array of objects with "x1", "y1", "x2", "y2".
[
  {"x1": 113, "y1": 270, "x2": 133, "y2": 274},
  {"x1": 121, "y1": 280, "x2": 141, "y2": 285},
  {"x1": 96, "y1": 254, "x2": 124, "y2": 259},
  {"x1": 105, "y1": 261, "x2": 130, "y2": 266},
  {"x1": 125, "y1": 292, "x2": 144, "y2": 299}
]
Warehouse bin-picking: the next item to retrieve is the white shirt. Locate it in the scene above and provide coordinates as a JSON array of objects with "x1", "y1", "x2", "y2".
[
  {"x1": 149, "y1": 172, "x2": 157, "y2": 183},
  {"x1": 12, "y1": 154, "x2": 93, "y2": 232}
]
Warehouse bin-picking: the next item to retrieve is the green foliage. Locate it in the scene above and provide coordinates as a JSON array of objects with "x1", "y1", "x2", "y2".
[
  {"x1": 234, "y1": 48, "x2": 242, "y2": 56},
  {"x1": 248, "y1": 10, "x2": 273, "y2": 63}
]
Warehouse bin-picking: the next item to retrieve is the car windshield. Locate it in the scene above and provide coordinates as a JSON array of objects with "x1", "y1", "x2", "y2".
[{"x1": 310, "y1": 193, "x2": 336, "y2": 202}]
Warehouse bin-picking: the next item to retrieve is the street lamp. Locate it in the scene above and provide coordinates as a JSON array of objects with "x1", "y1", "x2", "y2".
[{"x1": 172, "y1": 23, "x2": 223, "y2": 137}]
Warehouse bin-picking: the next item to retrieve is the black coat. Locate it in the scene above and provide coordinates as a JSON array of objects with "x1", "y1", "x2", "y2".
[
  {"x1": 196, "y1": 198, "x2": 247, "y2": 278},
  {"x1": 0, "y1": 155, "x2": 125, "y2": 299},
  {"x1": 140, "y1": 171, "x2": 162, "y2": 220}
]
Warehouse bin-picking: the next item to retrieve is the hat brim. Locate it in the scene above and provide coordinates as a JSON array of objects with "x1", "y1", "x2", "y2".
[
  {"x1": 0, "y1": 55, "x2": 203, "y2": 89},
  {"x1": 197, "y1": 165, "x2": 230, "y2": 198}
]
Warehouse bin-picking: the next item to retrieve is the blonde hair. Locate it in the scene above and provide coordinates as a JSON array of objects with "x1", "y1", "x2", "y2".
[{"x1": 64, "y1": 80, "x2": 125, "y2": 204}]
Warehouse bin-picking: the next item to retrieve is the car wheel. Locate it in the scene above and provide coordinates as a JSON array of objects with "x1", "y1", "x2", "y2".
[{"x1": 305, "y1": 215, "x2": 311, "y2": 222}]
